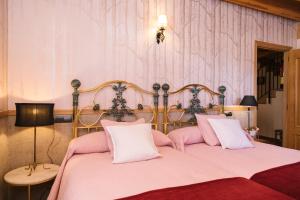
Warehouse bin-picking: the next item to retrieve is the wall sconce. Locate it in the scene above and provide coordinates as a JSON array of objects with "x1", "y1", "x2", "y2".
[{"x1": 156, "y1": 15, "x2": 167, "y2": 44}]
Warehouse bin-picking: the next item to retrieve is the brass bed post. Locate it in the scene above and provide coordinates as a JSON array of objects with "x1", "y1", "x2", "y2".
[
  {"x1": 162, "y1": 83, "x2": 170, "y2": 134},
  {"x1": 218, "y1": 86, "x2": 226, "y2": 113},
  {"x1": 152, "y1": 83, "x2": 160, "y2": 130},
  {"x1": 71, "y1": 79, "x2": 81, "y2": 138}
]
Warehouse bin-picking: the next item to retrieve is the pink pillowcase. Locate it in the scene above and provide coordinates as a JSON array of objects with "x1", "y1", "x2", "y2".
[
  {"x1": 244, "y1": 131, "x2": 255, "y2": 142},
  {"x1": 195, "y1": 114, "x2": 225, "y2": 146},
  {"x1": 69, "y1": 131, "x2": 109, "y2": 154},
  {"x1": 101, "y1": 118, "x2": 146, "y2": 152},
  {"x1": 152, "y1": 129, "x2": 175, "y2": 148},
  {"x1": 168, "y1": 126, "x2": 204, "y2": 152}
]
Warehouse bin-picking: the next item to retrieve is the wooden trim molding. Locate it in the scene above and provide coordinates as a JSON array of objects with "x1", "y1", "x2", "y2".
[
  {"x1": 5, "y1": 105, "x2": 256, "y2": 117},
  {"x1": 254, "y1": 40, "x2": 292, "y2": 98},
  {"x1": 223, "y1": 0, "x2": 300, "y2": 21},
  {"x1": 256, "y1": 41, "x2": 292, "y2": 52},
  {"x1": 6, "y1": 106, "x2": 255, "y2": 116},
  {"x1": 0, "y1": 110, "x2": 8, "y2": 117},
  {"x1": 224, "y1": 106, "x2": 256, "y2": 111},
  {"x1": 254, "y1": 40, "x2": 293, "y2": 148}
]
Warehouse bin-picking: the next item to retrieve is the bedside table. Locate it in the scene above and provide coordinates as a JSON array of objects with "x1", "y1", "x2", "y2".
[{"x1": 4, "y1": 164, "x2": 59, "y2": 200}]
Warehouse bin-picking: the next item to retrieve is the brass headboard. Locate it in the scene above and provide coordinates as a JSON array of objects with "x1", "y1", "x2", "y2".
[
  {"x1": 71, "y1": 79, "x2": 160, "y2": 137},
  {"x1": 161, "y1": 83, "x2": 226, "y2": 134}
]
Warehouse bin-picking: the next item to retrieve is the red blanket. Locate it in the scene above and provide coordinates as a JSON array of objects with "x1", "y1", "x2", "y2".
[
  {"x1": 251, "y1": 162, "x2": 300, "y2": 200},
  {"x1": 119, "y1": 177, "x2": 293, "y2": 200}
]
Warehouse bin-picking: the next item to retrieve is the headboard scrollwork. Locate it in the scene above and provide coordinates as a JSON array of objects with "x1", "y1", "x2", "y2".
[
  {"x1": 71, "y1": 80, "x2": 160, "y2": 138},
  {"x1": 162, "y1": 83, "x2": 226, "y2": 134}
]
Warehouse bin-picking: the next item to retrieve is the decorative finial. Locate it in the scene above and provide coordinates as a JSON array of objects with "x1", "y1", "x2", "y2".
[
  {"x1": 152, "y1": 83, "x2": 161, "y2": 91},
  {"x1": 71, "y1": 79, "x2": 81, "y2": 89},
  {"x1": 218, "y1": 85, "x2": 226, "y2": 94},
  {"x1": 162, "y1": 83, "x2": 170, "y2": 91}
]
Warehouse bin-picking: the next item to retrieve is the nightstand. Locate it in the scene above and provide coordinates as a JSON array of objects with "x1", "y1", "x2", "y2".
[{"x1": 4, "y1": 164, "x2": 59, "y2": 200}]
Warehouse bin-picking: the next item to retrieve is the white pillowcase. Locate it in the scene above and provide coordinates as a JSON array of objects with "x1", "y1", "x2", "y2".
[
  {"x1": 207, "y1": 119, "x2": 254, "y2": 149},
  {"x1": 106, "y1": 123, "x2": 161, "y2": 164}
]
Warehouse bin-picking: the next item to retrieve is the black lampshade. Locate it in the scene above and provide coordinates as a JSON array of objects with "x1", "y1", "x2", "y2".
[
  {"x1": 15, "y1": 103, "x2": 54, "y2": 127},
  {"x1": 240, "y1": 96, "x2": 258, "y2": 107}
]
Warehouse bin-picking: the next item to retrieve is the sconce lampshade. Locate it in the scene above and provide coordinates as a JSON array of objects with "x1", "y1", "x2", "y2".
[
  {"x1": 158, "y1": 15, "x2": 167, "y2": 27},
  {"x1": 240, "y1": 96, "x2": 258, "y2": 107},
  {"x1": 15, "y1": 103, "x2": 54, "y2": 127}
]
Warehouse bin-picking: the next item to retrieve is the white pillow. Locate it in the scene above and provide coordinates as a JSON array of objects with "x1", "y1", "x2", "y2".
[
  {"x1": 207, "y1": 119, "x2": 254, "y2": 149},
  {"x1": 106, "y1": 123, "x2": 161, "y2": 163}
]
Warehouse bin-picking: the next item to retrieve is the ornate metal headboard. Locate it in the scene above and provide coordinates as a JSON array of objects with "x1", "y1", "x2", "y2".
[
  {"x1": 161, "y1": 83, "x2": 226, "y2": 134},
  {"x1": 71, "y1": 79, "x2": 160, "y2": 137}
]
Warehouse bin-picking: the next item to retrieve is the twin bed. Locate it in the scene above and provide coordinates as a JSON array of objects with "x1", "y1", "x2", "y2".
[{"x1": 48, "y1": 80, "x2": 300, "y2": 200}]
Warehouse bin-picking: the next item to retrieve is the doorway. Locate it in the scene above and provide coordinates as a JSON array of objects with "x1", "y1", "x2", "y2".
[{"x1": 255, "y1": 41, "x2": 292, "y2": 146}]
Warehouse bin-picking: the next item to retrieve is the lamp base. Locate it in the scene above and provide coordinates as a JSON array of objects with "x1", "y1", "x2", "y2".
[{"x1": 25, "y1": 163, "x2": 51, "y2": 176}]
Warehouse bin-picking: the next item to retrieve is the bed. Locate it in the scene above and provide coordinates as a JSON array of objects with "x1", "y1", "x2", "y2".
[
  {"x1": 48, "y1": 135, "x2": 295, "y2": 200},
  {"x1": 162, "y1": 82, "x2": 300, "y2": 199},
  {"x1": 48, "y1": 80, "x2": 296, "y2": 200}
]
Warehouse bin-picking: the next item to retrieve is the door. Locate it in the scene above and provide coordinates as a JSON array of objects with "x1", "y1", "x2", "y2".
[{"x1": 285, "y1": 49, "x2": 300, "y2": 149}]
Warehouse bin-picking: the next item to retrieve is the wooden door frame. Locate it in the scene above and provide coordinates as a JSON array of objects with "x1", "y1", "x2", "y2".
[{"x1": 254, "y1": 41, "x2": 292, "y2": 147}]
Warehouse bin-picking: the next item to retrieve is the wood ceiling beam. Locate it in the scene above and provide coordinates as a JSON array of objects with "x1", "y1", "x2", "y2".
[{"x1": 223, "y1": 0, "x2": 300, "y2": 21}]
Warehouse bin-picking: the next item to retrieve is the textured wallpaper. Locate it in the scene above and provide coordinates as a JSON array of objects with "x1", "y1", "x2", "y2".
[
  {"x1": 7, "y1": 0, "x2": 298, "y2": 110},
  {"x1": 0, "y1": 1, "x2": 8, "y2": 199},
  {"x1": 0, "y1": 0, "x2": 7, "y2": 111}
]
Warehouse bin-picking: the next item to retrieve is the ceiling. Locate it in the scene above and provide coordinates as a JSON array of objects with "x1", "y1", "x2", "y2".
[{"x1": 223, "y1": 0, "x2": 300, "y2": 21}]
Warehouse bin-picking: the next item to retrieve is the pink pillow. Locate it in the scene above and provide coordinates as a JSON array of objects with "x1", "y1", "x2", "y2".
[
  {"x1": 195, "y1": 114, "x2": 225, "y2": 146},
  {"x1": 168, "y1": 126, "x2": 204, "y2": 152},
  {"x1": 101, "y1": 118, "x2": 146, "y2": 152},
  {"x1": 152, "y1": 129, "x2": 175, "y2": 148},
  {"x1": 244, "y1": 130, "x2": 255, "y2": 142},
  {"x1": 69, "y1": 131, "x2": 109, "y2": 154}
]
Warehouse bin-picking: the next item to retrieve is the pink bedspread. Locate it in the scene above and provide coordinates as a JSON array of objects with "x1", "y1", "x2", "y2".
[
  {"x1": 48, "y1": 146, "x2": 234, "y2": 200},
  {"x1": 184, "y1": 142, "x2": 300, "y2": 178}
]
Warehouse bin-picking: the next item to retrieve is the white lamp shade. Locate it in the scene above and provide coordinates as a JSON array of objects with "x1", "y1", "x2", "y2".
[{"x1": 158, "y1": 15, "x2": 167, "y2": 27}]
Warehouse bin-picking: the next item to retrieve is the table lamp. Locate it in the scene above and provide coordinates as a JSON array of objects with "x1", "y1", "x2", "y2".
[
  {"x1": 240, "y1": 96, "x2": 257, "y2": 130},
  {"x1": 15, "y1": 103, "x2": 54, "y2": 174}
]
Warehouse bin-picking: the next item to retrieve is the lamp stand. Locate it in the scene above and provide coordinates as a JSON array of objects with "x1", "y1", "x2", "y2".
[
  {"x1": 33, "y1": 126, "x2": 37, "y2": 169},
  {"x1": 25, "y1": 126, "x2": 50, "y2": 176},
  {"x1": 247, "y1": 107, "x2": 250, "y2": 130}
]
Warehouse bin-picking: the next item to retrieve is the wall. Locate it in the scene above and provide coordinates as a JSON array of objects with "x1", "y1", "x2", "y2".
[
  {"x1": 258, "y1": 91, "x2": 284, "y2": 138},
  {"x1": 0, "y1": 0, "x2": 7, "y2": 111},
  {"x1": 0, "y1": 0, "x2": 299, "y2": 199},
  {"x1": 0, "y1": 0, "x2": 8, "y2": 200},
  {"x1": 7, "y1": 0, "x2": 298, "y2": 110}
]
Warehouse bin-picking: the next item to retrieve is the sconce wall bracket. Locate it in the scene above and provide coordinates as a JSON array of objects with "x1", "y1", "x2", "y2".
[{"x1": 156, "y1": 27, "x2": 165, "y2": 44}]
